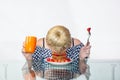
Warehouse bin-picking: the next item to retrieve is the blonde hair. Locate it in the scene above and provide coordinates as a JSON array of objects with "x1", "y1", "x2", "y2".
[{"x1": 46, "y1": 25, "x2": 71, "y2": 53}]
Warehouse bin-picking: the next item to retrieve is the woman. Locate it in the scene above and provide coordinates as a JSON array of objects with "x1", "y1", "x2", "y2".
[{"x1": 22, "y1": 25, "x2": 91, "y2": 80}]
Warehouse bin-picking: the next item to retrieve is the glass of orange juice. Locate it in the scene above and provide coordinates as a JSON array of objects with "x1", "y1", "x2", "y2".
[{"x1": 24, "y1": 36, "x2": 37, "y2": 53}]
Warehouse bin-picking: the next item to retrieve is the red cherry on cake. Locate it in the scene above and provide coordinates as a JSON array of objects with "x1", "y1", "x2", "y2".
[{"x1": 47, "y1": 58, "x2": 51, "y2": 61}]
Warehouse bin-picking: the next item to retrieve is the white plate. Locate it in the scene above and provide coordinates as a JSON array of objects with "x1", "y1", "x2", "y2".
[{"x1": 45, "y1": 58, "x2": 72, "y2": 65}]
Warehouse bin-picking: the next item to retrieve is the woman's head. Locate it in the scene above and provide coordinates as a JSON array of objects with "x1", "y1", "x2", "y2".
[{"x1": 46, "y1": 25, "x2": 71, "y2": 53}]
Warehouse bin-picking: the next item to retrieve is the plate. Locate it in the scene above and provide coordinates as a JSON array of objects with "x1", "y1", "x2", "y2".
[{"x1": 45, "y1": 58, "x2": 72, "y2": 65}]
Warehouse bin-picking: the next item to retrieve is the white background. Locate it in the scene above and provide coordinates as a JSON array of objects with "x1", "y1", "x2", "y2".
[{"x1": 0, "y1": 0, "x2": 120, "y2": 61}]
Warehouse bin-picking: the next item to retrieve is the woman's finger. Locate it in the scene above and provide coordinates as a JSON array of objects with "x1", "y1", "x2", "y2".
[
  {"x1": 86, "y1": 41, "x2": 90, "y2": 46},
  {"x1": 22, "y1": 48, "x2": 25, "y2": 53},
  {"x1": 84, "y1": 45, "x2": 91, "y2": 50},
  {"x1": 22, "y1": 42, "x2": 25, "y2": 48}
]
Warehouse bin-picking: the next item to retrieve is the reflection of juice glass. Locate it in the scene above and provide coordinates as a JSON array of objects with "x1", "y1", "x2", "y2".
[{"x1": 25, "y1": 36, "x2": 37, "y2": 53}]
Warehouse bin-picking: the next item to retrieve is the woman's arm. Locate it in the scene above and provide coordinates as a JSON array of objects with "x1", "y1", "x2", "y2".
[
  {"x1": 22, "y1": 38, "x2": 44, "y2": 80},
  {"x1": 22, "y1": 53, "x2": 36, "y2": 80},
  {"x1": 73, "y1": 38, "x2": 91, "y2": 74},
  {"x1": 22, "y1": 42, "x2": 36, "y2": 80},
  {"x1": 22, "y1": 62, "x2": 36, "y2": 80},
  {"x1": 79, "y1": 43, "x2": 91, "y2": 74}
]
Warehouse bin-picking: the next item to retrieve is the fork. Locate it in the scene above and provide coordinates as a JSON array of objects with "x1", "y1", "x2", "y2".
[
  {"x1": 87, "y1": 32, "x2": 91, "y2": 46},
  {"x1": 85, "y1": 27, "x2": 91, "y2": 60}
]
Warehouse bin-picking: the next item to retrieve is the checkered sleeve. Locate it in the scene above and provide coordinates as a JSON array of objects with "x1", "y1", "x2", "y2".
[
  {"x1": 32, "y1": 46, "x2": 44, "y2": 71},
  {"x1": 32, "y1": 46, "x2": 52, "y2": 72},
  {"x1": 67, "y1": 43, "x2": 84, "y2": 74}
]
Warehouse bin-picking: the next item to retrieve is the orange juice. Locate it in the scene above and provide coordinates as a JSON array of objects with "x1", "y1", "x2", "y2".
[{"x1": 25, "y1": 36, "x2": 37, "y2": 53}]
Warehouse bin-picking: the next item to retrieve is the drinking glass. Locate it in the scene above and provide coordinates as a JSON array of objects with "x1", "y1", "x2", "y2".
[{"x1": 24, "y1": 36, "x2": 37, "y2": 53}]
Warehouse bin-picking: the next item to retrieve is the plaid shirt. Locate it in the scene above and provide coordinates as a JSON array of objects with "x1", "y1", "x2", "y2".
[{"x1": 32, "y1": 43, "x2": 84, "y2": 80}]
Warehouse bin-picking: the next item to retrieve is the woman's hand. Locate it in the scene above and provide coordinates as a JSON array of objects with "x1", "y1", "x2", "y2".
[
  {"x1": 79, "y1": 42, "x2": 91, "y2": 74},
  {"x1": 79, "y1": 42, "x2": 91, "y2": 59},
  {"x1": 22, "y1": 42, "x2": 33, "y2": 70},
  {"x1": 22, "y1": 42, "x2": 33, "y2": 61}
]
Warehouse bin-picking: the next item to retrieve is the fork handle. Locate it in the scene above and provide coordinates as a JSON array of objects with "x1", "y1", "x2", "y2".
[{"x1": 86, "y1": 41, "x2": 90, "y2": 46}]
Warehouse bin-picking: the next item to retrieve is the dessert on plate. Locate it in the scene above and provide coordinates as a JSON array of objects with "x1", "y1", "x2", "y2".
[{"x1": 46, "y1": 52, "x2": 71, "y2": 63}]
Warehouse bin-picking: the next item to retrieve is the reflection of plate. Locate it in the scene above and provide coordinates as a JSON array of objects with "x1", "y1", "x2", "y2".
[{"x1": 45, "y1": 58, "x2": 72, "y2": 65}]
